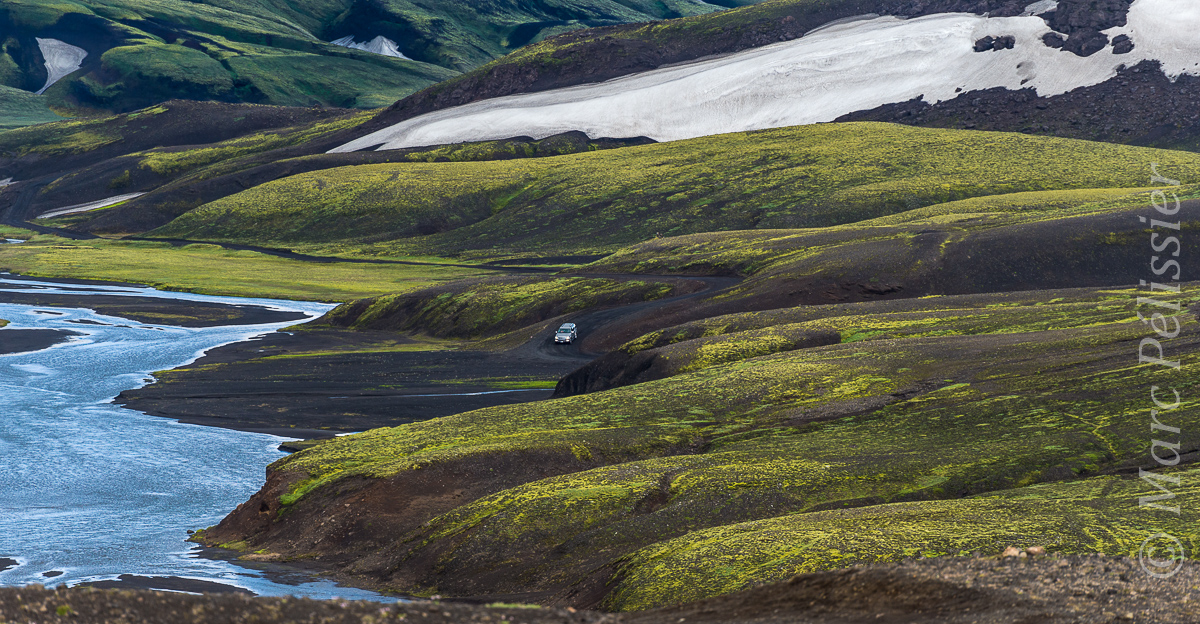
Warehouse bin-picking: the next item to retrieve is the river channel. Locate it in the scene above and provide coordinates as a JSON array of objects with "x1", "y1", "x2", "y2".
[{"x1": 0, "y1": 276, "x2": 387, "y2": 599}]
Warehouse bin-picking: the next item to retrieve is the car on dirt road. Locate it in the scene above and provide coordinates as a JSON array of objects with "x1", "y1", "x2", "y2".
[{"x1": 554, "y1": 323, "x2": 578, "y2": 344}]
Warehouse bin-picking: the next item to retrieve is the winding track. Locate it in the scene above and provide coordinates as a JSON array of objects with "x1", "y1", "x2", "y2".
[{"x1": 2, "y1": 181, "x2": 743, "y2": 368}]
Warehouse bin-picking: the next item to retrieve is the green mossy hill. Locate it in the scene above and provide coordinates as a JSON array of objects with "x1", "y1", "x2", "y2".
[
  {"x1": 0, "y1": 100, "x2": 353, "y2": 176},
  {"x1": 0, "y1": 235, "x2": 491, "y2": 301},
  {"x1": 0, "y1": 0, "x2": 738, "y2": 114},
  {"x1": 206, "y1": 296, "x2": 1200, "y2": 606},
  {"x1": 558, "y1": 285, "x2": 1178, "y2": 394},
  {"x1": 605, "y1": 469, "x2": 1200, "y2": 610},
  {"x1": 321, "y1": 275, "x2": 699, "y2": 339},
  {"x1": 62, "y1": 132, "x2": 653, "y2": 238},
  {"x1": 587, "y1": 185, "x2": 1188, "y2": 277},
  {"x1": 619, "y1": 286, "x2": 1164, "y2": 356},
  {"x1": 150, "y1": 123, "x2": 1200, "y2": 254},
  {"x1": 19, "y1": 109, "x2": 376, "y2": 219},
  {"x1": 0, "y1": 84, "x2": 63, "y2": 130},
  {"x1": 132, "y1": 111, "x2": 376, "y2": 180},
  {"x1": 560, "y1": 186, "x2": 1200, "y2": 330}
]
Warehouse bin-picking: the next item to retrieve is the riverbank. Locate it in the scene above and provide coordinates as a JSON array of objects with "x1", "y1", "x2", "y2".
[
  {"x1": 0, "y1": 273, "x2": 623, "y2": 437},
  {"x1": 115, "y1": 327, "x2": 583, "y2": 437},
  {"x1": 2, "y1": 554, "x2": 1196, "y2": 623},
  {"x1": 0, "y1": 328, "x2": 81, "y2": 355},
  {"x1": 0, "y1": 281, "x2": 379, "y2": 599},
  {"x1": 0, "y1": 275, "x2": 310, "y2": 327}
]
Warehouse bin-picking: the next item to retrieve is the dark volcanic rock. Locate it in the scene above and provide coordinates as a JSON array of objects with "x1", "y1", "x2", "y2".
[
  {"x1": 1062, "y1": 29, "x2": 1110, "y2": 57},
  {"x1": 1043, "y1": 0, "x2": 1132, "y2": 57},
  {"x1": 1113, "y1": 33, "x2": 1136, "y2": 54},
  {"x1": 838, "y1": 61, "x2": 1200, "y2": 152},
  {"x1": 0, "y1": 329, "x2": 81, "y2": 355},
  {"x1": 1049, "y1": 0, "x2": 1134, "y2": 33}
]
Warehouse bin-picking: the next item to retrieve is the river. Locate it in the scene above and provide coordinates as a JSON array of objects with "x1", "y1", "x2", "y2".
[{"x1": 0, "y1": 276, "x2": 387, "y2": 599}]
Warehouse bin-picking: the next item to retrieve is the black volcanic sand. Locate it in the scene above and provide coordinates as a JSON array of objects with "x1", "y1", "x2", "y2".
[
  {"x1": 113, "y1": 280, "x2": 722, "y2": 438},
  {"x1": 1, "y1": 555, "x2": 1195, "y2": 623},
  {"x1": 117, "y1": 328, "x2": 588, "y2": 438},
  {"x1": 0, "y1": 587, "x2": 614, "y2": 623},
  {"x1": 0, "y1": 290, "x2": 308, "y2": 327},
  {"x1": 0, "y1": 328, "x2": 83, "y2": 354},
  {"x1": 81, "y1": 575, "x2": 253, "y2": 595}
]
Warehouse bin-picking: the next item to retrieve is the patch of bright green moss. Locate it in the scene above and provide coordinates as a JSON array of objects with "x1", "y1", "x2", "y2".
[{"x1": 604, "y1": 468, "x2": 1200, "y2": 610}]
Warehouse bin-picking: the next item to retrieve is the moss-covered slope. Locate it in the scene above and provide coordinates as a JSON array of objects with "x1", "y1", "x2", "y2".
[
  {"x1": 321, "y1": 275, "x2": 701, "y2": 339},
  {"x1": 199, "y1": 284, "x2": 1200, "y2": 607},
  {"x1": 149, "y1": 123, "x2": 1200, "y2": 255},
  {"x1": 0, "y1": 84, "x2": 62, "y2": 130}
]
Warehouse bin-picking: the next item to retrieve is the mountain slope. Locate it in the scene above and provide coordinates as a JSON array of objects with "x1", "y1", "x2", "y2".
[
  {"x1": 335, "y1": 0, "x2": 1198, "y2": 152},
  {"x1": 0, "y1": 85, "x2": 62, "y2": 130},
  {"x1": 149, "y1": 123, "x2": 1200, "y2": 256},
  {"x1": 0, "y1": 0, "x2": 747, "y2": 116}
]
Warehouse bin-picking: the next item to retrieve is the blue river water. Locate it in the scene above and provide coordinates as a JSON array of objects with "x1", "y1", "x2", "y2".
[{"x1": 0, "y1": 276, "x2": 388, "y2": 599}]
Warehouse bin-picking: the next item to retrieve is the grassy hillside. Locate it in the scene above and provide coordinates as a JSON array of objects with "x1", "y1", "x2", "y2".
[
  {"x1": 0, "y1": 235, "x2": 491, "y2": 300},
  {"x1": 149, "y1": 123, "x2": 1200, "y2": 257},
  {"x1": 0, "y1": 84, "x2": 63, "y2": 130},
  {"x1": 323, "y1": 275, "x2": 698, "y2": 338},
  {"x1": 198, "y1": 283, "x2": 1200, "y2": 606},
  {"x1": 0, "y1": 0, "x2": 748, "y2": 115}
]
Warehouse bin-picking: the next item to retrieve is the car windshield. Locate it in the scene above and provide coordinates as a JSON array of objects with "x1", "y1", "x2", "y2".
[{"x1": 557, "y1": 329, "x2": 571, "y2": 333}]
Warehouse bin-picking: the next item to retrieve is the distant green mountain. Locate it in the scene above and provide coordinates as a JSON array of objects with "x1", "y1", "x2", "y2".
[{"x1": 0, "y1": 0, "x2": 749, "y2": 117}]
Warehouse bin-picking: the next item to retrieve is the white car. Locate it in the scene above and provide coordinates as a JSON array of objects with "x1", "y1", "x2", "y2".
[{"x1": 554, "y1": 323, "x2": 578, "y2": 344}]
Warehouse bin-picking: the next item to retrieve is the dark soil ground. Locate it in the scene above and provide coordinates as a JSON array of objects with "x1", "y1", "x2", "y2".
[
  {"x1": 0, "y1": 290, "x2": 308, "y2": 327},
  {"x1": 114, "y1": 328, "x2": 580, "y2": 438},
  {"x1": 1, "y1": 555, "x2": 1194, "y2": 623},
  {"x1": 114, "y1": 275, "x2": 735, "y2": 437},
  {"x1": 840, "y1": 61, "x2": 1200, "y2": 152},
  {"x1": 0, "y1": 328, "x2": 82, "y2": 354},
  {"x1": 0, "y1": 277, "x2": 307, "y2": 354}
]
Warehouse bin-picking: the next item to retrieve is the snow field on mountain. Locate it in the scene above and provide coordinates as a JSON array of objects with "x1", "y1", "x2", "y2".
[{"x1": 332, "y1": 0, "x2": 1200, "y2": 153}]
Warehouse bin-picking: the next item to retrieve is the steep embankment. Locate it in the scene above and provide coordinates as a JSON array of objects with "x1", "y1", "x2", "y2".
[{"x1": 151, "y1": 123, "x2": 1200, "y2": 257}]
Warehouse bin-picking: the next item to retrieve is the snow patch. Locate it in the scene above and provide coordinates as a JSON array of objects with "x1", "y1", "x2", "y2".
[
  {"x1": 35, "y1": 38, "x2": 87, "y2": 95},
  {"x1": 333, "y1": 0, "x2": 1199, "y2": 153},
  {"x1": 0, "y1": 178, "x2": 14, "y2": 188},
  {"x1": 37, "y1": 193, "x2": 145, "y2": 219},
  {"x1": 329, "y1": 36, "x2": 410, "y2": 60},
  {"x1": 1021, "y1": 1, "x2": 1058, "y2": 16}
]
